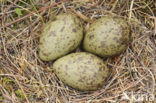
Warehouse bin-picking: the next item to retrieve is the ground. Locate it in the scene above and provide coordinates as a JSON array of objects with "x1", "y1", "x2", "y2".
[{"x1": 0, "y1": 0, "x2": 156, "y2": 103}]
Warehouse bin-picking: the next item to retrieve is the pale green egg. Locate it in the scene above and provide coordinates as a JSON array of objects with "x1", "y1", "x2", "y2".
[
  {"x1": 53, "y1": 52, "x2": 110, "y2": 91},
  {"x1": 39, "y1": 13, "x2": 83, "y2": 61},
  {"x1": 83, "y1": 16, "x2": 131, "y2": 57}
]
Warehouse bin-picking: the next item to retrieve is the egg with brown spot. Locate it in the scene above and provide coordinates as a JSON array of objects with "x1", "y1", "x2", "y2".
[
  {"x1": 83, "y1": 16, "x2": 131, "y2": 57},
  {"x1": 39, "y1": 13, "x2": 83, "y2": 61},
  {"x1": 53, "y1": 52, "x2": 110, "y2": 91}
]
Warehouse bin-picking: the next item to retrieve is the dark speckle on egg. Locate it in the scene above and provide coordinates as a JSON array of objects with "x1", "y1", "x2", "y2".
[
  {"x1": 88, "y1": 34, "x2": 94, "y2": 39},
  {"x1": 51, "y1": 17, "x2": 57, "y2": 21},
  {"x1": 72, "y1": 28, "x2": 77, "y2": 32},
  {"x1": 60, "y1": 26, "x2": 65, "y2": 32},
  {"x1": 48, "y1": 31, "x2": 56, "y2": 37}
]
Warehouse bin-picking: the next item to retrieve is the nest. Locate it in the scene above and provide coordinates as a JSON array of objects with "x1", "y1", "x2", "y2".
[{"x1": 0, "y1": 0, "x2": 156, "y2": 102}]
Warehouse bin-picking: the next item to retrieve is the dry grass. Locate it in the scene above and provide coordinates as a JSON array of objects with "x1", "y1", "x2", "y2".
[{"x1": 0, "y1": 0, "x2": 156, "y2": 102}]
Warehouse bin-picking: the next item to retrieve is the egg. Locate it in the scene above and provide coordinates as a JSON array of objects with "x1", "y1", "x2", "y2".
[
  {"x1": 53, "y1": 52, "x2": 109, "y2": 91},
  {"x1": 83, "y1": 16, "x2": 131, "y2": 57},
  {"x1": 39, "y1": 13, "x2": 83, "y2": 61}
]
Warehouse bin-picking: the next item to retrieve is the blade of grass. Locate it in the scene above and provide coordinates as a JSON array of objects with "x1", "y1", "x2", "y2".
[{"x1": 30, "y1": 0, "x2": 45, "y2": 24}]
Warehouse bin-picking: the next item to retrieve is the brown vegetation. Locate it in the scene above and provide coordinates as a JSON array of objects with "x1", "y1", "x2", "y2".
[{"x1": 0, "y1": 0, "x2": 156, "y2": 102}]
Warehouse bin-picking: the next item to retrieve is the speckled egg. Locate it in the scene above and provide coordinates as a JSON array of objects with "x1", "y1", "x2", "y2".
[
  {"x1": 53, "y1": 52, "x2": 109, "y2": 91},
  {"x1": 39, "y1": 13, "x2": 83, "y2": 61},
  {"x1": 83, "y1": 16, "x2": 131, "y2": 57}
]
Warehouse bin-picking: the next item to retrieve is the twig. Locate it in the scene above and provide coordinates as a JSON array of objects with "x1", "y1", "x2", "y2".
[
  {"x1": 4, "y1": 0, "x2": 19, "y2": 13},
  {"x1": 129, "y1": 0, "x2": 134, "y2": 20},
  {"x1": 110, "y1": 0, "x2": 118, "y2": 11},
  {"x1": 14, "y1": 76, "x2": 30, "y2": 103},
  {"x1": 91, "y1": 0, "x2": 103, "y2": 7}
]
